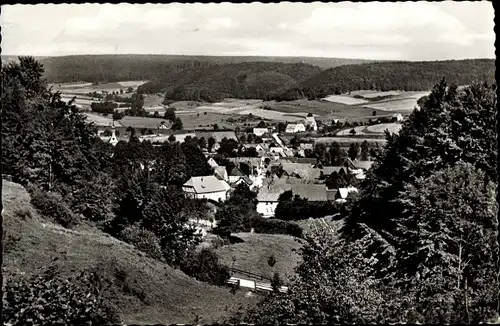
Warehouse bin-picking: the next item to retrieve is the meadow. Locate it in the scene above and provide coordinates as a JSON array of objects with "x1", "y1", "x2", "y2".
[
  {"x1": 336, "y1": 123, "x2": 402, "y2": 136},
  {"x1": 215, "y1": 232, "x2": 303, "y2": 283}
]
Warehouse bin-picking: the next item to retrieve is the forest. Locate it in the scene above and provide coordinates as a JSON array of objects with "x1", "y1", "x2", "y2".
[{"x1": 272, "y1": 59, "x2": 495, "y2": 100}]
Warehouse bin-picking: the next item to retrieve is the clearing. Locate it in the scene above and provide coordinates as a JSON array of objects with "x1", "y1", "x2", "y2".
[
  {"x1": 215, "y1": 232, "x2": 303, "y2": 283},
  {"x1": 336, "y1": 123, "x2": 402, "y2": 136},
  {"x1": 2, "y1": 180, "x2": 259, "y2": 324}
]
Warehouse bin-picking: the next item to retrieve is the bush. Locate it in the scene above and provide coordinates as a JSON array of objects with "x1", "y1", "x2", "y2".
[
  {"x1": 251, "y1": 217, "x2": 303, "y2": 238},
  {"x1": 180, "y1": 247, "x2": 230, "y2": 286},
  {"x1": 3, "y1": 267, "x2": 121, "y2": 325},
  {"x1": 30, "y1": 189, "x2": 79, "y2": 228},
  {"x1": 119, "y1": 225, "x2": 164, "y2": 261}
]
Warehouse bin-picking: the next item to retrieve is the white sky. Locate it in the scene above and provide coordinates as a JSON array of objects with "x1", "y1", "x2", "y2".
[{"x1": 1, "y1": 2, "x2": 494, "y2": 60}]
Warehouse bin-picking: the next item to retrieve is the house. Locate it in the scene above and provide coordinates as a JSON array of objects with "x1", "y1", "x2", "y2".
[
  {"x1": 335, "y1": 186, "x2": 359, "y2": 203},
  {"x1": 320, "y1": 166, "x2": 349, "y2": 178},
  {"x1": 182, "y1": 176, "x2": 229, "y2": 202},
  {"x1": 304, "y1": 116, "x2": 318, "y2": 131},
  {"x1": 392, "y1": 113, "x2": 404, "y2": 122},
  {"x1": 299, "y1": 143, "x2": 314, "y2": 151},
  {"x1": 231, "y1": 175, "x2": 254, "y2": 188},
  {"x1": 242, "y1": 143, "x2": 266, "y2": 155},
  {"x1": 253, "y1": 128, "x2": 269, "y2": 137},
  {"x1": 257, "y1": 184, "x2": 292, "y2": 217},
  {"x1": 285, "y1": 123, "x2": 306, "y2": 133},
  {"x1": 227, "y1": 157, "x2": 265, "y2": 176}
]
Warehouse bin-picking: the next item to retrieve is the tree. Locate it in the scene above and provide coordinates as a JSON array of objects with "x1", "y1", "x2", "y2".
[
  {"x1": 372, "y1": 110, "x2": 377, "y2": 116},
  {"x1": 257, "y1": 120, "x2": 267, "y2": 128},
  {"x1": 198, "y1": 137, "x2": 207, "y2": 149},
  {"x1": 307, "y1": 113, "x2": 313, "y2": 117},
  {"x1": 348, "y1": 143, "x2": 360, "y2": 160},
  {"x1": 360, "y1": 141, "x2": 370, "y2": 160},
  {"x1": 267, "y1": 255, "x2": 277, "y2": 268},
  {"x1": 208, "y1": 137, "x2": 216, "y2": 151},
  {"x1": 213, "y1": 123, "x2": 220, "y2": 131},
  {"x1": 244, "y1": 228, "x2": 390, "y2": 324},
  {"x1": 171, "y1": 117, "x2": 183, "y2": 130},
  {"x1": 329, "y1": 142, "x2": 341, "y2": 165},
  {"x1": 349, "y1": 128, "x2": 357, "y2": 135},
  {"x1": 164, "y1": 107, "x2": 176, "y2": 121},
  {"x1": 270, "y1": 272, "x2": 283, "y2": 293},
  {"x1": 153, "y1": 111, "x2": 160, "y2": 118},
  {"x1": 391, "y1": 163, "x2": 498, "y2": 323},
  {"x1": 168, "y1": 134, "x2": 176, "y2": 142},
  {"x1": 127, "y1": 86, "x2": 133, "y2": 93}
]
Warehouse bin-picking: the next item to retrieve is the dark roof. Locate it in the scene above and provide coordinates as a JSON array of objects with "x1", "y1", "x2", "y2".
[
  {"x1": 281, "y1": 157, "x2": 318, "y2": 165},
  {"x1": 228, "y1": 166, "x2": 245, "y2": 177},
  {"x1": 291, "y1": 184, "x2": 328, "y2": 201}
]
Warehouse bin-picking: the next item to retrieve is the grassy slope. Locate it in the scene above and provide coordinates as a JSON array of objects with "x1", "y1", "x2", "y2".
[
  {"x1": 215, "y1": 233, "x2": 303, "y2": 283},
  {"x1": 2, "y1": 180, "x2": 259, "y2": 325}
]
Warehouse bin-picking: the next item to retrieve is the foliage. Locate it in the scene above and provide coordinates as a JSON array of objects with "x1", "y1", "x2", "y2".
[
  {"x1": 275, "y1": 195, "x2": 339, "y2": 221},
  {"x1": 30, "y1": 189, "x2": 79, "y2": 228},
  {"x1": 244, "y1": 228, "x2": 390, "y2": 324},
  {"x1": 250, "y1": 217, "x2": 303, "y2": 238},
  {"x1": 270, "y1": 272, "x2": 283, "y2": 293},
  {"x1": 119, "y1": 224, "x2": 164, "y2": 261},
  {"x1": 171, "y1": 117, "x2": 183, "y2": 130},
  {"x1": 3, "y1": 267, "x2": 121, "y2": 325},
  {"x1": 180, "y1": 248, "x2": 231, "y2": 286},
  {"x1": 273, "y1": 59, "x2": 494, "y2": 100}
]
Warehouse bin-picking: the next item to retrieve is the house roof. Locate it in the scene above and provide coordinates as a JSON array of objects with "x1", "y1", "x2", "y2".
[
  {"x1": 281, "y1": 157, "x2": 318, "y2": 165},
  {"x1": 352, "y1": 160, "x2": 374, "y2": 170},
  {"x1": 299, "y1": 143, "x2": 314, "y2": 150},
  {"x1": 183, "y1": 176, "x2": 227, "y2": 194},
  {"x1": 214, "y1": 166, "x2": 227, "y2": 179},
  {"x1": 257, "y1": 184, "x2": 292, "y2": 202},
  {"x1": 281, "y1": 163, "x2": 314, "y2": 174},
  {"x1": 321, "y1": 166, "x2": 348, "y2": 176},
  {"x1": 228, "y1": 166, "x2": 245, "y2": 177},
  {"x1": 227, "y1": 157, "x2": 262, "y2": 167},
  {"x1": 291, "y1": 184, "x2": 328, "y2": 201}
]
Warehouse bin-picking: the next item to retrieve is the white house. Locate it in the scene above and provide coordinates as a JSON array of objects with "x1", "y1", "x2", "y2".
[
  {"x1": 285, "y1": 123, "x2": 306, "y2": 133},
  {"x1": 304, "y1": 116, "x2": 318, "y2": 131},
  {"x1": 109, "y1": 129, "x2": 118, "y2": 146},
  {"x1": 392, "y1": 113, "x2": 404, "y2": 122},
  {"x1": 253, "y1": 128, "x2": 269, "y2": 137},
  {"x1": 182, "y1": 176, "x2": 229, "y2": 202},
  {"x1": 256, "y1": 185, "x2": 291, "y2": 217}
]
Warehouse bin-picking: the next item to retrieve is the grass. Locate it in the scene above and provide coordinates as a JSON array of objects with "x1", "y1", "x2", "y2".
[
  {"x1": 336, "y1": 123, "x2": 402, "y2": 136},
  {"x1": 215, "y1": 232, "x2": 303, "y2": 283},
  {"x1": 2, "y1": 180, "x2": 260, "y2": 324}
]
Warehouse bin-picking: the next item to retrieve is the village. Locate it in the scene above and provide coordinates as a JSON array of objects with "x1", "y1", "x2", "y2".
[{"x1": 98, "y1": 114, "x2": 378, "y2": 222}]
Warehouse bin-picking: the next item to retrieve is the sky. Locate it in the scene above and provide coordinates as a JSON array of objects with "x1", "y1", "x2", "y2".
[{"x1": 1, "y1": 2, "x2": 495, "y2": 60}]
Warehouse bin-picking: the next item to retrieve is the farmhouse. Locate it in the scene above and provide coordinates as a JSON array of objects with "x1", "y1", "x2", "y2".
[
  {"x1": 242, "y1": 143, "x2": 267, "y2": 155},
  {"x1": 182, "y1": 176, "x2": 229, "y2": 202},
  {"x1": 392, "y1": 113, "x2": 404, "y2": 122},
  {"x1": 253, "y1": 128, "x2": 269, "y2": 136},
  {"x1": 256, "y1": 184, "x2": 330, "y2": 217},
  {"x1": 285, "y1": 123, "x2": 306, "y2": 133}
]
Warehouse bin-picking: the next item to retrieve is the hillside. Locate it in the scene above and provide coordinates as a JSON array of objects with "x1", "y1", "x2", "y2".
[
  {"x1": 2, "y1": 180, "x2": 259, "y2": 325},
  {"x1": 0, "y1": 54, "x2": 376, "y2": 84},
  {"x1": 138, "y1": 61, "x2": 323, "y2": 102},
  {"x1": 274, "y1": 59, "x2": 496, "y2": 100}
]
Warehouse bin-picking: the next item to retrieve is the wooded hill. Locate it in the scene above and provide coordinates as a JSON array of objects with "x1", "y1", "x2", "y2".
[
  {"x1": 28, "y1": 54, "x2": 375, "y2": 83},
  {"x1": 273, "y1": 59, "x2": 495, "y2": 100}
]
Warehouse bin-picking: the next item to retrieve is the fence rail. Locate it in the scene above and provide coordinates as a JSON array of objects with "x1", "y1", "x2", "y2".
[{"x1": 228, "y1": 267, "x2": 272, "y2": 282}]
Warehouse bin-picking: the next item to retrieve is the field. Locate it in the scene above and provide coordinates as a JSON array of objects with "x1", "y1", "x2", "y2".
[
  {"x1": 216, "y1": 232, "x2": 303, "y2": 283},
  {"x1": 336, "y1": 123, "x2": 402, "y2": 136},
  {"x1": 50, "y1": 80, "x2": 149, "y2": 95},
  {"x1": 321, "y1": 95, "x2": 369, "y2": 105},
  {"x1": 2, "y1": 180, "x2": 259, "y2": 324},
  {"x1": 84, "y1": 113, "x2": 117, "y2": 127},
  {"x1": 362, "y1": 98, "x2": 422, "y2": 112},
  {"x1": 315, "y1": 137, "x2": 388, "y2": 145}
]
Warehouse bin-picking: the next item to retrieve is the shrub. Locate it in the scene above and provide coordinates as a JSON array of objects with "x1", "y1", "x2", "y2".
[
  {"x1": 30, "y1": 189, "x2": 79, "y2": 228},
  {"x1": 251, "y1": 217, "x2": 303, "y2": 238},
  {"x1": 3, "y1": 267, "x2": 121, "y2": 325},
  {"x1": 119, "y1": 225, "x2": 164, "y2": 261},
  {"x1": 180, "y1": 247, "x2": 230, "y2": 286}
]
